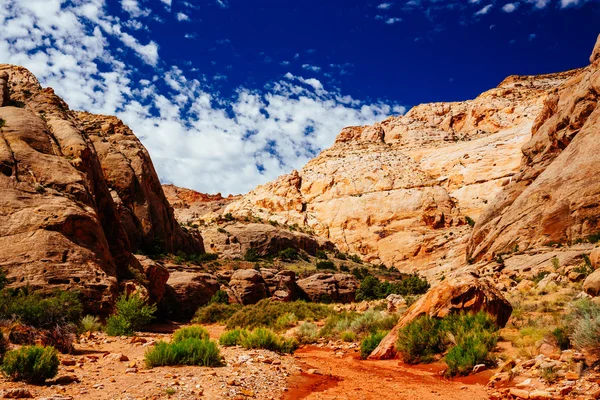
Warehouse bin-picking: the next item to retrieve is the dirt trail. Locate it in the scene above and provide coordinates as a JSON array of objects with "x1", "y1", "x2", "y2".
[{"x1": 285, "y1": 346, "x2": 491, "y2": 400}]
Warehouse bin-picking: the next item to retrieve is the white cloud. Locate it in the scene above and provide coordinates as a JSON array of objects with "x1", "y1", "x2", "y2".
[
  {"x1": 377, "y1": 3, "x2": 392, "y2": 9},
  {"x1": 475, "y1": 4, "x2": 493, "y2": 15},
  {"x1": 525, "y1": 0, "x2": 550, "y2": 8},
  {"x1": 502, "y1": 3, "x2": 518, "y2": 12},
  {"x1": 386, "y1": 17, "x2": 402, "y2": 24},
  {"x1": 529, "y1": 33, "x2": 536, "y2": 41},
  {"x1": 0, "y1": 0, "x2": 399, "y2": 195},
  {"x1": 215, "y1": 0, "x2": 229, "y2": 8},
  {"x1": 176, "y1": 12, "x2": 190, "y2": 21},
  {"x1": 302, "y1": 64, "x2": 321, "y2": 72},
  {"x1": 120, "y1": 0, "x2": 150, "y2": 18},
  {"x1": 161, "y1": 0, "x2": 172, "y2": 6}
]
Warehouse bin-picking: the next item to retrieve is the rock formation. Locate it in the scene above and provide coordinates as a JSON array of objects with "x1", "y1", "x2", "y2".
[
  {"x1": 369, "y1": 273, "x2": 512, "y2": 360},
  {"x1": 221, "y1": 69, "x2": 576, "y2": 274},
  {"x1": 0, "y1": 65, "x2": 201, "y2": 314},
  {"x1": 468, "y1": 35, "x2": 600, "y2": 261},
  {"x1": 297, "y1": 273, "x2": 359, "y2": 303}
]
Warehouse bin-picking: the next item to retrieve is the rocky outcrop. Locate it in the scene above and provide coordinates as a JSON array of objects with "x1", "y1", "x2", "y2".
[
  {"x1": 297, "y1": 273, "x2": 359, "y2": 303},
  {"x1": 261, "y1": 269, "x2": 297, "y2": 302},
  {"x1": 0, "y1": 71, "x2": 9, "y2": 107},
  {"x1": 584, "y1": 269, "x2": 600, "y2": 297},
  {"x1": 201, "y1": 222, "x2": 334, "y2": 259},
  {"x1": 163, "y1": 271, "x2": 220, "y2": 319},
  {"x1": 76, "y1": 112, "x2": 203, "y2": 255},
  {"x1": 369, "y1": 274, "x2": 512, "y2": 360},
  {"x1": 229, "y1": 269, "x2": 269, "y2": 305},
  {"x1": 0, "y1": 64, "x2": 199, "y2": 314},
  {"x1": 468, "y1": 37, "x2": 600, "y2": 261},
  {"x1": 135, "y1": 255, "x2": 170, "y2": 303},
  {"x1": 222, "y1": 69, "x2": 575, "y2": 274}
]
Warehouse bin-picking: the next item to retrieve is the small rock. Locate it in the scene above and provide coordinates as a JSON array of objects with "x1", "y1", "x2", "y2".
[
  {"x1": 106, "y1": 353, "x2": 129, "y2": 362},
  {"x1": 529, "y1": 390, "x2": 551, "y2": 400},
  {"x1": 1, "y1": 389, "x2": 32, "y2": 399},
  {"x1": 125, "y1": 367, "x2": 138, "y2": 374},
  {"x1": 509, "y1": 388, "x2": 530, "y2": 399},
  {"x1": 515, "y1": 379, "x2": 532, "y2": 387},
  {"x1": 565, "y1": 371, "x2": 580, "y2": 381},
  {"x1": 307, "y1": 369, "x2": 321, "y2": 375},
  {"x1": 127, "y1": 361, "x2": 137, "y2": 368},
  {"x1": 61, "y1": 358, "x2": 76, "y2": 366},
  {"x1": 472, "y1": 364, "x2": 486, "y2": 373}
]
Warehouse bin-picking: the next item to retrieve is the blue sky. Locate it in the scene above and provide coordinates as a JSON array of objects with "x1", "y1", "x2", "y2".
[{"x1": 0, "y1": 0, "x2": 598, "y2": 194}]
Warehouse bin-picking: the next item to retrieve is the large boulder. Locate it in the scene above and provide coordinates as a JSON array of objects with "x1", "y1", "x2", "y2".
[
  {"x1": 591, "y1": 33, "x2": 600, "y2": 64},
  {"x1": 229, "y1": 269, "x2": 269, "y2": 305},
  {"x1": 369, "y1": 274, "x2": 512, "y2": 360},
  {"x1": 297, "y1": 273, "x2": 359, "y2": 303},
  {"x1": 261, "y1": 268, "x2": 297, "y2": 302},
  {"x1": 590, "y1": 247, "x2": 600, "y2": 270},
  {"x1": 584, "y1": 269, "x2": 600, "y2": 297},
  {"x1": 135, "y1": 255, "x2": 170, "y2": 303},
  {"x1": 163, "y1": 271, "x2": 219, "y2": 320},
  {"x1": 0, "y1": 71, "x2": 9, "y2": 107}
]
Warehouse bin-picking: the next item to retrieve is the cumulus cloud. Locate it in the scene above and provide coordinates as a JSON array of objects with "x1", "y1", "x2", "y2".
[
  {"x1": 176, "y1": 12, "x2": 190, "y2": 21},
  {"x1": 377, "y1": 3, "x2": 393, "y2": 9},
  {"x1": 0, "y1": 0, "x2": 400, "y2": 195},
  {"x1": 302, "y1": 64, "x2": 322, "y2": 72},
  {"x1": 502, "y1": 3, "x2": 519, "y2": 12},
  {"x1": 386, "y1": 17, "x2": 402, "y2": 24}
]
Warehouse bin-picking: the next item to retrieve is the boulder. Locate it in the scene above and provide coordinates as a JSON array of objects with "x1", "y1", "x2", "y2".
[
  {"x1": 135, "y1": 255, "x2": 169, "y2": 303},
  {"x1": 229, "y1": 269, "x2": 268, "y2": 305},
  {"x1": 369, "y1": 274, "x2": 512, "y2": 360},
  {"x1": 583, "y1": 269, "x2": 600, "y2": 297},
  {"x1": 296, "y1": 273, "x2": 359, "y2": 303},
  {"x1": 590, "y1": 247, "x2": 600, "y2": 270},
  {"x1": 163, "y1": 271, "x2": 219, "y2": 320},
  {"x1": 386, "y1": 294, "x2": 407, "y2": 312},
  {"x1": 261, "y1": 268, "x2": 298, "y2": 302}
]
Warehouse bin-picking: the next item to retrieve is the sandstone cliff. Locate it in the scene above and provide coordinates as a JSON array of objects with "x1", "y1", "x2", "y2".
[
  {"x1": 468, "y1": 34, "x2": 600, "y2": 261},
  {"x1": 0, "y1": 65, "x2": 201, "y2": 314},
  {"x1": 221, "y1": 69, "x2": 577, "y2": 274}
]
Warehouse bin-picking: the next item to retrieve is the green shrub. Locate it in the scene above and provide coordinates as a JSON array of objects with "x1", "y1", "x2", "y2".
[
  {"x1": 316, "y1": 250, "x2": 328, "y2": 260},
  {"x1": 244, "y1": 248, "x2": 259, "y2": 262},
  {"x1": 350, "y1": 310, "x2": 398, "y2": 335},
  {"x1": 294, "y1": 322, "x2": 319, "y2": 344},
  {"x1": 240, "y1": 328, "x2": 297, "y2": 353},
  {"x1": 0, "y1": 290, "x2": 82, "y2": 329},
  {"x1": 396, "y1": 312, "x2": 499, "y2": 375},
  {"x1": 80, "y1": 315, "x2": 102, "y2": 333},
  {"x1": 209, "y1": 290, "x2": 230, "y2": 305},
  {"x1": 1, "y1": 346, "x2": 59, "y2": 383},
  {"x1": 145, "y1": 338, "x2": 222, "y2": 368},
  {"x1": 173, "y1": 326, "x2": 209, "y2": 342},
  {"x1": 551, "y1": 327, "x2": 570, "y2": 350},
  {"x1": 225, "y1": 299, "x2": 332, "y2": 330},
  {"x1": 356, "y1": 274, "x2": 429, "y2": 301},
  {"x1": 105, "y1": 294, "x2": 156, "y2": 336},
  {"x1": 105, "y1": 315, "x2": 132, "y2": 336},
  {"x1": 224, "y1": 213, "x2": 234, "y2": 221},
  {"x1": 341, "y1": 331, "x2": 356, "y2": 342},
  {"x1": 334, "y1": 252, "x2": 347, "y2": 260},
  {"x1": 348, "y1": 254, "x2": 362, "y2": 264},
  {"x1": 219, "y1": 329, "x2": 249, "y2": 347},
  {"x1": 465, "y1": 216, "x2": 476, "y2": 227},
  {"x1": 570, "y1": 299, "x2": 600, "y2": 355},
  {"x1": 356, "y1": 276, "x2": 384, "y2": 301},
  {"x1": 278, "y1": 248, "x2": 299, "y2": 262},
  {"x1": 193, "y1": 303, "x2": 242, "y2": 324},
  {"x1": 274, "y1": 313, "x2": 298, "y2": 331},
  {"x1": 396, "y1": 315, "x2": 445, "y2": 364},
  {"x1": 360, "y1": 331, "x2": 388, "y2": 359},
  {"x1": 316, "y1": 260, "x2": 335, "y2": 270}
]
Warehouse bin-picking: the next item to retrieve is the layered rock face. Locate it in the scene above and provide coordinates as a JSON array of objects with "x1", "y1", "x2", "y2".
[
  {"x1": 0, "y1": 65, "x2": 201, "y2": 313},
  {"x1": 468, "y1": 35, "x2": 600, "y2": 261},
  {"x1": 224, "y1": 70, "x2": 575, "y2": 273}
]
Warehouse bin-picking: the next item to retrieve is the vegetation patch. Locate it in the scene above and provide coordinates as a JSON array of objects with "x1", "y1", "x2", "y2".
[
  {"x1": 1, "y1": 345, "x2": 59, "y2": 384},
  {"x1": 316, "y1": 260, "x2": 336, "y2": 270},
  {"x1": 145, "y1": 338, "x2": 222, "y2": 368},
  {"x1": 105, "y1": 294, "x2": 156, "y2": 336},
  {"x1": 356, "y1": 274, "x2": 429, "y2": 301},
  {"x1": 241, "y1": 328, "x2": 298, "y2": 354},
  {"x1": 219, "y1": 328, "x2": 249, "y2": 346},
  {"x1": 173, "y1": 326, "x2": 209, "y2": 342},
  {"x1": 193, "y1": 303, "x2": 242, "y2": 324},
  {"x1": 360, "y1": 331, "x2": 388, "y2": 359}
]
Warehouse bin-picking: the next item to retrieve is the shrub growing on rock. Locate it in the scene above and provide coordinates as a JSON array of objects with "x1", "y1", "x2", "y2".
[
  {"x1": 360, "y1": 331, "x2": 388, "y2": 359},
  {"x1": 1, "y1": 345, "x2": 59, "y2": 384},
  {"x1": 356, "y1": 274, "x2": 430, "y2": 301},
  {"x1": 105, "y1": 294, "x2": 156, "y2": 336},
  {"x1": 315, "y1": 260, "x2": 336, "y2": 270},
  {"x1": 145, "y1": 338, "x2": 222, "y2": 368},
  {"x1": 209, "y1": 290, "x2": 230, "y2": 305},
  {"x1": 278, "y1": 248, "x2": 299, "y2": 262}
]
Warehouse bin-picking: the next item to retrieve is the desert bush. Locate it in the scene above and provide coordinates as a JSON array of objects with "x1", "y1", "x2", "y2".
[
  {"x1": 145, "y1": 338, "x2": 221, "y2": 368},
  {"x1": 193, "y1": 303, "x2": 242, "y2": 324},
  {"x1": 0, "y1": 290, "x2": 82, "y2": 329},
  {"x1": 244, "y1": 248, "x2": 259, "y2": 262},
  {"x1": 294, "y1": 322, "x2": 319, "y2": 344},
  {"x1": 274, "y1": 313, "x2": 298, "y2": 331},
  {"x1": 316, "y1": 260, "x2": 336, "y2": 270},
  {"x1": 350, "y1": 310, "x2": 398, "y2": 335},
  {"x1": 219, "y1": 329, "x2": 249, "y2": 346},
  {"x1": 209, "y1": 290, "x2": 230, "y2": 305},
  {"x1": 241, "y1": 328, "x2": 298, "y2": 353},
  {"x1": 334, "y1": 252, "x2": 347, "y2": 260},
  {"x1": 316, "y1": 250, "x2": 328, "y2": 260},
  {"x1": 360, "y1": 331, "x2": 388, "y2": 359},
  {"x1": 225, "y1": 299, "x2": 332, "y2": 330},
  {"x1": 80, "y1": 315, "x2": 102, "y2": 333},
  {"x1": 341, "y1": 331, "x2": 356, "y2": 342},
  {"x1": 570, "y1": 298, "x2": 600, "y2": 355},
  {"x1": 278, "y1": 248, "x2": 299, "y2": 262},
  {"x1": 1, "y1": 345, "x2": 59, "y2": 383},
  {"x1": 396, "y1": 312, "x2": 498, "y2": 375},
  {"x1": 105, "y1": 294, "x2": 156, "y2": 336},
  {"x1": 173, "y1": 326, "x2": 209, "y2": 342},
  {"x1": 356, "y1": 274, "x2": 429, "y2": 301},
  {"x1": 551, "y1": 327, "x2": 571, "y2": 350}
]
